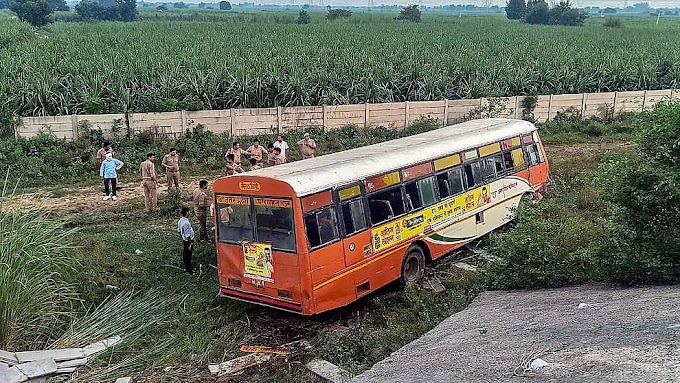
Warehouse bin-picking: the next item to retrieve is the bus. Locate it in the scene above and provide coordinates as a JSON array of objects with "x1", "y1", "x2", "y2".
[{"x1": 212, "y1": 118, "x2": 549, "y2": 315}]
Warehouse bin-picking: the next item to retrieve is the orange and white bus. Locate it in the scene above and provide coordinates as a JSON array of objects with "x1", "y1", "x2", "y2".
[{"x1": 212, "y1": 118, "x2": 549, "y2": 315}]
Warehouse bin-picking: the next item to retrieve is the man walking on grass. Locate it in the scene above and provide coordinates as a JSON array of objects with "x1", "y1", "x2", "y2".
[
  {"x1": 140, "y1": 153, "x2": 160, "y2": 213},
  {"x1": 193, "y1": 180, "x2": 211, "y2": 242},
  {"x1": 177, "y1": 207, "x2": 195, "y2": 274},
  {"x1": 162, "y1": 148, "x2": 180, "y2": 190},
  {"x1": 99, "y1": 153, "x2": 124, "y2": 201}
]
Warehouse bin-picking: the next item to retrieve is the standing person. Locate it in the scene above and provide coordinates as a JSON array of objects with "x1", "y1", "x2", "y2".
[
  {"x1": 140, "y1": 153, "x2": 159, "y2": 213},
  {"x1": 245, "y1": 139, "x2": 266, "y2": 166},
  {"x1": 162, "y1": 148, "x2": 180, "y2": 190},
  {"x1": 273, "y1": 135, "x2": 289, "y2": 161},
  {"x1": 267, "y1": 143, "x2": 277, "y2": 167},
  {"x1": 177, "y1": 207, "x2": 195, "y2": 275},
  {"x1": 99, "y1": 153, "x2": 124, "y2": 201},
  {"x1": 225, "y1": 154, "x2": 243, "y2": 176},
  {"x1": 249, "y1": 158, "x2": 262, "y2": 171},
  {"x1": 193, "y1": 180, "x2": 211, "y2": 242},
  {"x1": 96, "y1": 141, "x2": 112, "y2": 168},
  {"x1": 273, "y1": 147, "x2": 285, "y2": 165},
  {"x1": 226, "y1": 142, "x2": 245, "y2": 165},
  {"x1": 297, "y1": 132, "x2": 317, "y2": 159}
]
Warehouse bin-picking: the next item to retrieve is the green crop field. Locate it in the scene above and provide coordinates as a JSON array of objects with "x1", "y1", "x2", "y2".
[{"x1": 1, "y1": 11, "x2": 679, "y2": 124}]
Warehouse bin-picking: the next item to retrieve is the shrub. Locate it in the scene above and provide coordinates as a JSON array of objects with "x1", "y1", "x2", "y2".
[
  {"x1": 603, "y1": 18, "x2": 622, "y2": 28},
  {"x1": 505, "y1": 0, "x2": 526, "y2": 20},
  {"x1": 326, "y1": 8, "x2": 351, "y2": 20},
  {"x1": 397, "y1": 5, "x2": 421, "y2": 22},
  {"x1": 297, "y1": 10, "x2": 310, "y2": 24}
]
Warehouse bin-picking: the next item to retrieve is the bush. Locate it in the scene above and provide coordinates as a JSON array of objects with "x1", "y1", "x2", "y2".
[
  {"x1": 9, "y1": 0, "x2": 53, "y2": 27},
  {"x1": 297, "y1": 10, "x2": 310, "y2": 24},
  {"x1": 505, "y1": 0, "x2": 526, "y2": 20},
  {"x1": 326, "y1": 8, "x2": 351, "y2": 20},
  {"x1": 397, "y1": 5, "x2": 421, "y2": 22},
  {"x1": 603, "y1": 18, "x2": 622, "y2": 28}
]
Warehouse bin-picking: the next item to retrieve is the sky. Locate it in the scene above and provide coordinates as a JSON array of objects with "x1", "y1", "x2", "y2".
[{"x1": 251, "y1": 0, "x2": 678, "y2": 7}]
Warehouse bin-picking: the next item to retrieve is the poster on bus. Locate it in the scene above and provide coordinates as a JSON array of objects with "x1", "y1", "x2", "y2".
[
  {"x1": 372, "y1": 185, "x2": 491, "y2": 253},
  {"x1": 242, "y1": 241, "x2": 274, "y2": 283}
]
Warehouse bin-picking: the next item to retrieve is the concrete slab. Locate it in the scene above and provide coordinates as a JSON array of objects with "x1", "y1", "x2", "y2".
[
  {"x1": 306, "y1": 358, "x2": 352, "y2": 383},
  {"x1": 14, "y1": 359, "x2": 58, "y2": 378},
  {"x1": 115, "y1": 377, "x2": 132, "y2": 383},
  {"x1": 353, "y1": 285, "x2": 680, "y2": 383},
  {"x1": 15, "y1": 349, "x2": 84, "y2": 363},
  {"x1": 0, "y1": 366, "x2": 28, "y2": 383}
]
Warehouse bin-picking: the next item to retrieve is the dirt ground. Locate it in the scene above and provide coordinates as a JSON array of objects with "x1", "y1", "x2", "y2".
[
  {"x1": 353, "y1": 284, "x2": 680, "y2": 383},
  {"x1": 2, "y1": 142, "x2": 631, "y2": 214}
]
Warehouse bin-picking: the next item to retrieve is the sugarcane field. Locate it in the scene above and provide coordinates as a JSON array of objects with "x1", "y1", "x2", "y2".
[{"x1": 2, "y1": 1, "x2": 680, "y2": 382}]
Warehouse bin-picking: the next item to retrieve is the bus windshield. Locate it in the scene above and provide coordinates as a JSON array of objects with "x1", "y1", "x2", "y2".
[{"x1": 216, "y1": 195, "x2": 296, "y2": 252}]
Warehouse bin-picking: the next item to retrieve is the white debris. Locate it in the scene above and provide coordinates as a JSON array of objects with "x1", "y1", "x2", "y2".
[
  {"x1": 15, "y1": 359, "x2": 58, "y2": 378},
  {"x1": 135, "y1": 249, "x2": 143, "y2": 255},
  {"x1": 83, "y1": 336, "x2": 123, "y2": 357},
  {"x1": 578, "y1": 303, "x2": 599, "y2": 309},
  {"x1": 454, "y1": 262, "x2": 478, "y2": 272},
  {"x1": 105, "y1": 285, "x2": 120, "y2": 291},
  {"x1": 305, "y1": 358, "x2": 352, "y2": 383},
  {"x1": 0, "y1": 366, "x2": 27, "y2": 383},
  {"x1": 115, "y1": 378, "x2": 132, "y2": 383},
  {"x1": 16, "y1": 349, "x2": 84, "y2": 363},
  {"x1": 530, "y1": 358, "x2": 549, "y2": 372}
]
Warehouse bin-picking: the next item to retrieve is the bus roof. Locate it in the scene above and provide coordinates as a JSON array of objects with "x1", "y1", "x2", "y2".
[{"x1": 244, "y1": 118, "x2": 536, "y2": 197}]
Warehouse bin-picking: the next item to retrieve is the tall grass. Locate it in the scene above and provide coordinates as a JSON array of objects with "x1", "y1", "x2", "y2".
[{"x1": 0, "y1": 206, "x2": 80, "y2": 350}]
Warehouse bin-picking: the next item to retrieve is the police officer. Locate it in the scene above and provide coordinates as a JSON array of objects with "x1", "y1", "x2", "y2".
[
  {"x1": 193, "y1": 179, "x2": 211, "y2": 242},
  {"x1": 140, "y1": 153, "x2": 159, "y2": 213}
]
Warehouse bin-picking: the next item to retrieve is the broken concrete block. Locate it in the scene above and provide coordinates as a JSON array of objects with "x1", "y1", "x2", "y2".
[
  {"x1": 56, "y1": 358, "x2": 87, "y2": 369},
  {"x1": 14, "y1": 359, "x2": 57, "y2": 379},
  {"x1": 0, "y1": 366, "x2": 28, "y2": 383},
  {"x1": 420, "y1": 276, "x2": 446, "y2": 293},
  {"x1": 530, "y1": 358, "x2": 549, "y2": 372},
  {"x1": 1, "y1": 361, "x2": 9, "y2": 370},
  {"x1": 0, "y1": 350, "x2": 18, "y2": 365},
  {"x1": 83, "y1": 335, "x2": 123, "y2": 357},
  {"x1": 115, "y1": 377, "x2": 132, "y2": 383},
  {"x1": 305, "y1": 359, "x2": 352, "y2": 383},
  {"x1": 15, "y1": 349, "x2": 84, "y2": 363},
  {"x1": 209, "y1": 353, "x2": 275, "y2": 376},
  {"x1": 56, "y1": 367, "x2": 77, "y2": 374}
]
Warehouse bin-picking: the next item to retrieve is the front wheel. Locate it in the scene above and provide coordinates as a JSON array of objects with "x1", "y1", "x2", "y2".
[{"x1": 398, "y1": 245, "x2": 425, "y2": 288}]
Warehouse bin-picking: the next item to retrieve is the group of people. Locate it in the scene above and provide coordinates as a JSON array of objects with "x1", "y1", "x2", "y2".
[
  {"x1": 93, "y1": 132, "x2": 319, "y2": 275},
  {"x1": 224, "y1": 133, "x2": 317, "y2": 175}
]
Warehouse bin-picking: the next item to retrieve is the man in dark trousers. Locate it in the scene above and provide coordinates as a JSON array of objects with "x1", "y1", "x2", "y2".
[
  {"x1": 193, "y1": 180, "x2": 211, "y2": 242},
  {"x1": 177, "y1": 207, "x2": 195, "y2": 274}
]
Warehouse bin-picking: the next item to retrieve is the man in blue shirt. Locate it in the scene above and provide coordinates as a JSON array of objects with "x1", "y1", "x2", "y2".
[
  {"x1": 99, "y1": 153, "x2": 124, "y2": 201},
  {"x1": 177, "y1": 207, "x2": 195, "y2": 274}
]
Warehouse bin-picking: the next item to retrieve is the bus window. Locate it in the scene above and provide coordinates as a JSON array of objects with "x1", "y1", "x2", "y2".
[
  {"x1": 342, "y1": 198, "x2": 367, "y2": 236},
  {"x1": 465, "y1": 162, "x2": 483, "y2": 188},
  {"x1": 502, "y1": 152, "x2": 514, "y2": 170},
  {"x1": 216, "y1": 200, "x2": 254, "y2": 244},
  {"x1": 368, "y1": 187, "x2": 405, "y2": 224},
  {"x1": 480, "y1": 157, "x2": 497, "y2": 181},
  {"x1": 404, "y1": 182, "x2": 422, "y2": 211},
  {"x1": 437, "y1": 168, "x2": 464, "y2": 199},
  {"x1": 418, "y1": 177, "x2": 438, "y2": 207},
  {"x1": 305, "y1": 206, "x2": 340, "y2": 250},
  {"x1": 511, "y1": 148, "x2": 526, "y2": 168},
  {"x1": 254, "y1": 199, "x2": 295, "y2": 251},
  {"x1": 525, "y1": 144, "x2": 544, "y2": 166}
]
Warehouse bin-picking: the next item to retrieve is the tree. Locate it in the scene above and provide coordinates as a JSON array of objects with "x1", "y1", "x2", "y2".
[
  {"x1": 397, "y1": 4, "x2": 421, "y2": 22},
  {"x1": 296, "y1": 9, "x2": 310, "y2": 24},
  {"x1": 549, "y1": 1, "x2": 587, "y2": 26},
  {"x1": 218, "y1": 0, "x2": 231, "y2": 10},
  {"x1": 117, "y1": 0, "x2": 137, "y2": 21},
  {"x1": 198, "y1": 2, "x2": 205, "y2": 8},
  {"x1": 47, "y1": 0, "x2": 68, "y2": 11},
  {"x1": 326, "y1": 8, "x2": 351, "y2": 20},
  {"x1": 523, "y1": 0, "x2": 549, "y2": 24},
  {"x1": 602, "y1": 7, "x2": 617, "y2": 14},
  {"x1": 75, "y1": 1, "x2": 119, "y2": 20},
  {"x1": 172, "y1": 1, "x2": 187, "y2": 8},
  {"x1": 9, "y1": 0, "x2": 53, "y2": 27},
  {"x1": 505, "y1": 0, "x2": 525, "y2": 20},
  {"x1": 156, "y1": 4, "x2": 166, "y2": 10}
]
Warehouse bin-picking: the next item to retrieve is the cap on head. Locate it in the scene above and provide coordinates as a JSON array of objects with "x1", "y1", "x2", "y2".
[{"x1": 304, "y1": 132, "x2": 310, "y2": 137}]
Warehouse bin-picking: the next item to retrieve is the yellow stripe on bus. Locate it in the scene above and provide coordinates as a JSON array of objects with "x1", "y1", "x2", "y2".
[
  {"x1": 433, "y1": 154, "x2": 461, "y2": 171},
  {"x1": 511, "y1": 137, "x2": 521, "y2": 147},
  {"x1": 338, "y1": 185, "x2": 361, "y2": 201},
  {"x1": 479, "y1": 143, "x2": 501, "y2": 157}
]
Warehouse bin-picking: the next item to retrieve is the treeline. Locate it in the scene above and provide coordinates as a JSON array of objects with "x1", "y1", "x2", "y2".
[{"x1": 506, "y1": 0, "x2": 587, "y2": 26}]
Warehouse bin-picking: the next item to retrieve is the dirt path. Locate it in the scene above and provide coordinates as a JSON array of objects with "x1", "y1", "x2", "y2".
[{"x1": 2, "y1": 142, "x2": 632, "y2": 214}]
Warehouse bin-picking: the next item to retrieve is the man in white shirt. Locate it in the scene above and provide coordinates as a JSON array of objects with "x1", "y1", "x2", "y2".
[
  {"x1": 273, "y1": 135, "x2": 289, "y2": 161},
  {"x1": 177, "y1": 207, "x2": 195, "y2": 274}
]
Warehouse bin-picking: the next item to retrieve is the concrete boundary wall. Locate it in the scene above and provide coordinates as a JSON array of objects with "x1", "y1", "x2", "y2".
[{"x1": 17, "y1": 89, "x2": 679, "y2": 140}]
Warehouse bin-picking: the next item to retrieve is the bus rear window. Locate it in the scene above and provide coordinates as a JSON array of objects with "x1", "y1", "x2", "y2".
[
  {"x1": 216, "y1": 195, "x2": 254, "y2": 244},
  {"x1": 254, "y1": 198, "x2": 296, "y2": 252}
]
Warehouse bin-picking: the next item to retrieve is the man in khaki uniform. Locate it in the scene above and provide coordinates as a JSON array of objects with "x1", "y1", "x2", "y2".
[
  {"x1": 246, "y1": 139, "x2": 267, "y2": 166},
  {"x1": 297, "y1": 132, "x2": 317, "y2": 159},
  {"x1": 273, "y1": 147, "x2": 285, "y2": 165},
  {"x1": 193, "y1": 179, "x2": 211, "y2": 241},
  {"x1": 226, "y1": 142, "x2": 245, "y2": 165},
  {"x1": 161, "y1": 148, "x2": 180, "y2": 190},
  {"x1": 140, "y1": 153, "x2": 159, "y2": 213}
]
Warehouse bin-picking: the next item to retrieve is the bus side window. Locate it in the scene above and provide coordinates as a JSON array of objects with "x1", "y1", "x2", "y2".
[
  {"x1": 368, "y1": 187, "x2": 405, "y2": 224},
  {"x1": 437, "y1": 173, "x2": 451, "y2": 199},
  {"x1": 525, "y1": 144, "x2": 544, "y2": 166},
  {"x1": 418, "y1": 176, "x2": 438, "y2": 207},
  {"x1": 404, "y1": 182, "x2": 422, "y2": 211},
  {"x1": 502, "y1": 151, "x2": 514, "y2": 170},
  {"x1": 447, "y1": 168, "x2": 465, "y2": 195},
  {"x1": 305, "y1": 206, "x2": 340, "y2": 250},
  {"x1": 511, "y1": 148, "x2": 526, "y2": 168},
  {"x1": 464, "y1": 162, "x2": 483, "y2": 188},
  {"x1": 480, "y1": 157, "x2": 497, "y2": 181},
  {"x1": 341, "y1": 198, "x2": 367, "y2": 236}
]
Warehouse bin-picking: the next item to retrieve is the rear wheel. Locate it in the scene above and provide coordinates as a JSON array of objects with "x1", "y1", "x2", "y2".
[{"x1": 398, "y1": 245, "x2": 425, "y2": 288}]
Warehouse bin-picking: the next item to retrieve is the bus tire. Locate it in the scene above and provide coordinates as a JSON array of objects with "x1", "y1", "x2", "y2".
[{"x1": 398, "y1": 245, "x2": 425, "y2": 288}]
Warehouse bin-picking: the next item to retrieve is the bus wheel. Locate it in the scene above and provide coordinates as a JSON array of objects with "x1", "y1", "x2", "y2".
[{"x1": 398, "y1": 245, "x2": 425, "y2": 288}]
